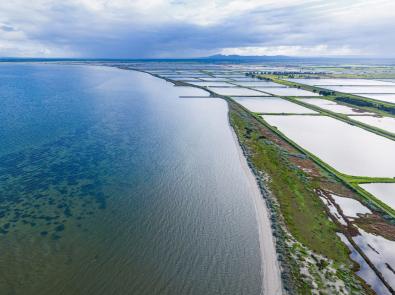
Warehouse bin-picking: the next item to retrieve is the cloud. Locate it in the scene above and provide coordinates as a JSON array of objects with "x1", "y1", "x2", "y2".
[
  {"x1": 0, "y1": 0, "x2": 394, "y2": 57},
  {"x1": 220, "y1": 45, "x2": 363, "y2": 57},
  {"x1": 1, "y1": 24, "x2": 16, "y2": 32}
]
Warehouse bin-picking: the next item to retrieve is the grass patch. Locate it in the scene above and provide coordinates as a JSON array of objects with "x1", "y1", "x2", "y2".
[{"x1": 229, "y1": 101, "x2": 351, "y2": 263}]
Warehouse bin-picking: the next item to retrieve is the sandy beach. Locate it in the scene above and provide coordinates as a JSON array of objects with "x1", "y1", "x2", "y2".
[{"x1": 232, "y1": 129, "x2": 283, "y2": 295}]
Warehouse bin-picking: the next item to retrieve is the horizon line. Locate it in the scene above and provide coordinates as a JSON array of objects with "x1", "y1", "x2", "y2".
[{"x1": 1, "y1": 55, "x2": 395, "y2": 61}]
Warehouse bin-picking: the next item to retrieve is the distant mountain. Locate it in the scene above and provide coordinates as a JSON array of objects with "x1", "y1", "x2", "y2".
[
  {"x1": 203, "y1": 54, "x2": 298, "y2": 61},
  {"x1": 199, "y1": 54, "x2": 395, "y2": 65}
]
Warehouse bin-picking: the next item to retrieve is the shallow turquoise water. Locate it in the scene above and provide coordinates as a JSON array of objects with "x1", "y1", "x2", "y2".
[{"x1": 0, "y1": 63, "x2": 262, "y2": 294}]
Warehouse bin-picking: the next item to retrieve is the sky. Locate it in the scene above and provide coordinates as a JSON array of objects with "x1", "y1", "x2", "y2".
[{"x1": 0, "y1": 0, "x2": 394, "y2": 58}]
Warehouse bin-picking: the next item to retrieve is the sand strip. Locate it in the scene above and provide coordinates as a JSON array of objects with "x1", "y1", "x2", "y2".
[{"x1": 232, "y1": 129, "x2": 283, "y2": 295}]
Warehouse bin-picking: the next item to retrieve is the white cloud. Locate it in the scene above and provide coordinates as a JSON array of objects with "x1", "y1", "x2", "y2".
[
  {"x1": 220, "y1": 45, "x2": 364, "y2": 57},
  {"x1": 0, "y1": 0, "x2": 394, "y2": 57}
]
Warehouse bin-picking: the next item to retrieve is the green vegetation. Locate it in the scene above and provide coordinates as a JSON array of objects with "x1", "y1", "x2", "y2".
[
  {"x1": 335, "y1": 96, "x2": 395, "y2": 116},
  {"x1": 229, "y1": 101, "x2": 348, "y2": 260},
  {"x1": 257, "y1": 110, "x2": 395, "y2": 218},
  {"x1": 345, "y1": 176, "x2": 395, "y2": 184},
  {"x1": 262, "y1": 65, "x2": 395, "y2": 79},
  {"x1": 227, "y1": 100, "x2": 367, "y2": 293}
]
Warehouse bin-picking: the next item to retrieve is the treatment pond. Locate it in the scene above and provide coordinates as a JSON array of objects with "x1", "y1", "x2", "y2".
[{"x1": 263, "y1": 115, "x2": 395, "y2": 177}]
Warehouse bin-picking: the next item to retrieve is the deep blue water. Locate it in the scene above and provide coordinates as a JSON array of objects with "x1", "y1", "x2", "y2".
[{"x1": 0, "y1": 63, "x2": 262, "y2": 294}]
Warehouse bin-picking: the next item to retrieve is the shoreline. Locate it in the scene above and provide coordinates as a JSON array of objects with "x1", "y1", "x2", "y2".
[
  {"x1": 128, "y1": 66, "x2": 286, "y2": 293},
  {"x1": 230, "y1": 127, "x2": 283, "y2": 295},
  {"x1": 123, "y1": 66, "x2": 285, "y2": 293}
]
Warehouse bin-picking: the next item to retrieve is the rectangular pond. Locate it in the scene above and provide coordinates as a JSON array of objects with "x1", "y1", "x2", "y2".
[
  {"x1": 349, "y1": 116, "x2": 395, "y2": 134},
  {"x1": 188, "y1": 81, "x2": 233, "y2": 87},
  {"x1": 213, "y1": 75, "x2": 248, "y2": 79},
  {"x1": 258, "y1": 87, "x2": 319, "y2": 97},
  {"x1": 288, "y1": 78, "x2": 395, "y2": 86},
  {"x1": 376, "y1": 79, "x2": 395, "y2": 83},
  {"x1": 263, "y1": 115, "x2": 395, "y2": 177},
  {"x1": 359, "y1": 183, "x2": 395, "y2": 210},
  {"x1": 172, "y1": 77, "x2": 202, "y2": 81},
  {"x1": 175, "y1": 71, "x2": 208, "y2": 76},
  {"x1": 207, "y1": 87, "x2": 270, "y2": 96},
  {"x1": 298, "y1": 98, "x2": 373, "y2": 115},
  {"x1": 358, "y1": 94, "x2": 395, "y2": 104},
  {"x1": 233, "y1": 97, "x2": 317, "y2": 114},
  {"x1": 322, "y1": 86, "x2": 395, "y2": 94},
  {"x1": 161, "y1": 75, "x2": 207, "y2": 80},
  {"x1": 200, "y1": 77, "x2": 232, "y2": 82},
  {"x1": 229, "y1": 81, "x2": 286, "y2": 87},
  {"x1": 228, "y1": 77, "x2": 264, "y2": 82}
]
